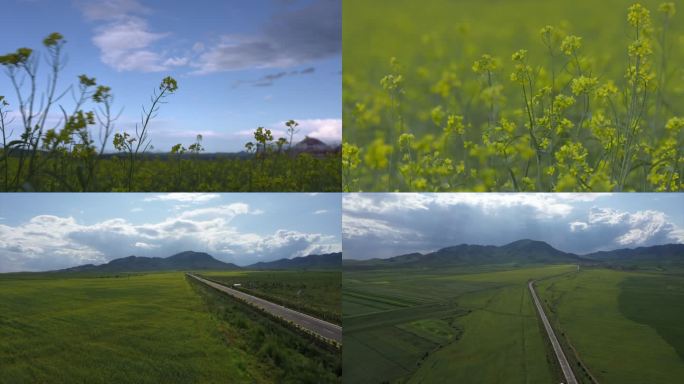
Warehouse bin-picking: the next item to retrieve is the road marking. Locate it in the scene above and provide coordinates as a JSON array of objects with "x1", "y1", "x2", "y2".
[
  {"x1": 528, "y1": 280, "x2": 578, "y2": 384},
  {"x1": 187, "y1": 273, "x2": 342, "y2": 343}
]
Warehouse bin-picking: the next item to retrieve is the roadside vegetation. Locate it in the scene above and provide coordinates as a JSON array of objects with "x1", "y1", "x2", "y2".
[
  {"x1": 188, "y1": 275, "x2": 341, "y2": 383},
  {"x1": 0, "y1": 33, "x2": 340, "y2": 192},
  {"x1": 201, "y1": 270, "x2": 341, "y2": 325},
  {"x1": 343, "y1": 1, "x2": 683, "y2": 191}
]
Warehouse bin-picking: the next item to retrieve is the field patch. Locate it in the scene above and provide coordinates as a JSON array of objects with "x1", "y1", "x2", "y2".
[
  {"x1": 538, "y1": 269, "x2": 684, "y2": 383},
  {"x1": 0, "y1": 272, "x2": 271, "y2": 383},
  {"x1": 619, "y1": 274, "x2": 684, "y2": 361},
  {"x1": 343, "y1": 264, "x2": 570, "y2": 383}
]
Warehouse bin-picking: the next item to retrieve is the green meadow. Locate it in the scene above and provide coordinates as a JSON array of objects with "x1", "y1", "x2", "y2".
[
  {"x1": 0, "y1": 271, "x2": 341, "y2": 383},
  {"x1": 344, "y1": 264, "x2": 684, "y2": 383},
  {"x1": 537, "y1": 268, "x2": 684, "y2": 383}
]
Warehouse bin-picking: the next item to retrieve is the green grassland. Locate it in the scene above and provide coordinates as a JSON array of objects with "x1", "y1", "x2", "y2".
[
  {"x1": 343, "y1": 0, "x2": 684, "y2": 192},
  {"x1": 537, "y1": 268, "x2": 684, "y2": 383},
  {"x1": 0, "y1": 271, "x2": 341, "y2": 383},
  {"x1": 200, "y1": 270, "x2": 342, "y2": 324},
  {"x1": 342, "y1": 264, "x2": 576, "y2": 383}
]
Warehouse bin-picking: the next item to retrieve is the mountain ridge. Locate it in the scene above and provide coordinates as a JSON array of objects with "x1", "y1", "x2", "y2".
[
  {"x1": 57, "y1": 251, "x2": 339, "y2": 273},
  {"x1": 247, "y1": 252, "x2": 341, "y2": 270},
  {"x1": 343, "y1": 240, "x2": 684, "y2": 268}
]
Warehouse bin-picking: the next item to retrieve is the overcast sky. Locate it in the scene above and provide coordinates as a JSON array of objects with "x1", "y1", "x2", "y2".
[
  {"x1": 343, "y1": 193, "x2": 684, "y2": 260},
  {"x1": 0, "y1": 193, "x2": 341, "y2": 272},
  {"x1": 0, "y1": 0, "x2": 340, "y2": 152}
]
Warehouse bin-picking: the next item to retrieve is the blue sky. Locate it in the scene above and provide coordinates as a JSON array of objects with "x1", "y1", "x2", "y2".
[
  {"x1": 0, "y1": 192, "x2": 341, "y2": 272},
  {"x1": 0, "y1": 0, "x2": 341, "y2": 152},
  {"x1": 343, "y1": 193, "x2": 684, "y2": 259}
]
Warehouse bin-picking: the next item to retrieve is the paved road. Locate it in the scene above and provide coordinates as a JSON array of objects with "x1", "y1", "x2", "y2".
[
  {"x1": 528, "y1": 280, "x2": 578, "y2": 384},
  {"x1": 187, "y1": 273, "x2": 342, "y2": 343}
]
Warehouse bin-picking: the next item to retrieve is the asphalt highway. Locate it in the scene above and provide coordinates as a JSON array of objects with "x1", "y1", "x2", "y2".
[
  {"x1": 187, "y1": 273, "x2": 342, "y2": 343},
  {"x1": 528, "y1": 280, "x2": 578, "y2": 384}
]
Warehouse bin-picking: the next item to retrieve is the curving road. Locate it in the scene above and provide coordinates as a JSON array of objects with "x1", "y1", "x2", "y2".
[
  {"x1": 528, "y1": 280, "x2": 578, "y2": 384},
  {"x1": 187, "y1": 273, "x2": 342, "y2": 343}
]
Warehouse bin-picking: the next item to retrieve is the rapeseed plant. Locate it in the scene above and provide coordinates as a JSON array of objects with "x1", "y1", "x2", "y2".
[{"x1": 344, "y1": 2, "x2": 683, "y2": 192}]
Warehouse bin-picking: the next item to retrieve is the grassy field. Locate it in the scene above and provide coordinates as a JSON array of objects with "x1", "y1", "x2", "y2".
[
  {"x1": 187, "y1": 275, "x2": 341, "y2": 383},
  {"x1": 0, "y1": 271, "x2": 341, "y2": 383},
  {"x1": 537, "y1": 268, "x2": 684, "y2": 383},
  {"x1": 200, "y1": 270, "x2": 342, "y2": 324},
  {"x1": 343, "y1": 0, "x2": 684, "y2": 191},
  {"x1": 342, "y1": 264, "x2": 576, "y2": 383},
  {"x1": 1, "y1": 153, "x2": 341, "y2": 192}
]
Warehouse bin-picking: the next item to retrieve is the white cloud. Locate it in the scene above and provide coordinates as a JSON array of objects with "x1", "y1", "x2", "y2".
[
  {"x1": 164, "y1": 56, "x2": 190, "y2": 67},
  {"x1": 569, "y1": 221, "x2": 589, "y2": 232},
  {"x1": 91, "y1": 17, "x2": 170, "y2": 72},
  {"x1": 342, "y1": 194, "x2": 684, "y2": 259},
  {"x1": 342, "y1": 215, "x2": 410, "y2": 239},
  {"x1": 343, "y1": 193, "x2": 577, "y2": 219},
  {"x1": 135, "y1": 242, "x2": 159, "y2": 249},
  {"x1": 78, "y1": 0, "x2": 340, "y2": 75},
  {"x1": 144, "y1": 193, "x2": 220, "y2": 204},
  {"x1": 236, "y1": 119, "x2": 342, "y2": 144},
  {"x1": 294, "y1": 119, "x2": 342, "y2": 143},
  {"x1": 0, "y1": 206, "x2": 339, "y2": 272},
  {"x1": 178, "y1": 203, "x2": 251, "y2": 220},
  {"x1": 612, "y1": 210, "x2": 671, "y2": 246},
  {"x1": 191, "y1": 0, "x2": 341, "y2": 75},
  {"x1": 588, "y1": 208, "x2": 628, "y2": 225},
  {"x1": 314, "y1": 209, "x2": 328, "y2": 215}
]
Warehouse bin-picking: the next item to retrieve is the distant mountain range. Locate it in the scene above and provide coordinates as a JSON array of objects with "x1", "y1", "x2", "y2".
[
  {"x1": 11, "y1": 138, "x2": 341, "y2": 160},
  {"x1": 58, "y1": 251, "x2": 341, "y2": 273},
  {"x1": 248, "y1": 252, "x2": 341, "y2": 270},
  {"x1": 344, "y1": 240, "x2": 684, "y2": 269},
  {"x1": 583, "y1": 244, "x2": 684, "y2": 265}
]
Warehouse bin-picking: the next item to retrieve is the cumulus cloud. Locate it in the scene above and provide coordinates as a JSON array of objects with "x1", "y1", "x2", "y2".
[
  {"x1": 78, "y1": 0, "x2": 178, "y2": 72},
  {"x1": 91, "y1": 16, "x2": 170, "y2": 72},
  {"x1": 587, "y1": 208, "x2": 678, "y2": 246},
  {"x1": 192, "y1": 0, "x2": 341, "y2": 74},
  {"x1": 235, "y1": 118, "x2": 341, "y2": 144},
  {"x1": 78, "y1": 0, "x2": 339, "y2": 74},
  {"x1": 342, "y1": 194, "x2": 684, "y2": 260},
  {"x1": 0, "y1": 204, "x2": 339, "y2": 272}
]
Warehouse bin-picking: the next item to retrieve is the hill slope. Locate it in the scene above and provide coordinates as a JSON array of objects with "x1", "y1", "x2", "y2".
[
  {"x1": 59, "y1": 251, "x2": 239, "y2": 273},
  {"x1": 583, "y1": 244, "x2": 684, "y2": 266},
  {"x1": 344, "y1": 241, "x2": 684, "y2": 269},
  {"x1": 246, "y1": 252, "x2": 341, "y2": 270}
]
